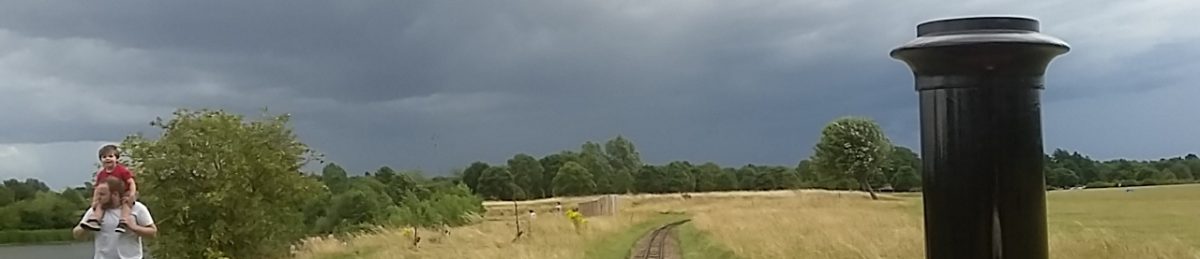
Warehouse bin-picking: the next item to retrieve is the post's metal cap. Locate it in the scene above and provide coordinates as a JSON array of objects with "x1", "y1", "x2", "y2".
[
  {"x1": 890, "y1": 16, "x2": 1069, "y2": 58},
  {"x1": 917, "y1": 16, "x2": 1039, "y2": 36}
]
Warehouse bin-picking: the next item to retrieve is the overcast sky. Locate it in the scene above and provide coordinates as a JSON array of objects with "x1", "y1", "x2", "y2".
[{"x1": 2, "y1": 0, "x2": 1198, "y2": 190}]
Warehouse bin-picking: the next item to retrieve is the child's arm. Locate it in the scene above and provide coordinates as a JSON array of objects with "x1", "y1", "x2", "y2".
[
  {"x1": 90, "y1": 181, "x2": 101, "y2": 206},
  {"x1": 122, "y1": 167, "x2": 138, "y2": 200},
  {"x1": 126, "y1": 178, "x2": 138, "y2": 200}
]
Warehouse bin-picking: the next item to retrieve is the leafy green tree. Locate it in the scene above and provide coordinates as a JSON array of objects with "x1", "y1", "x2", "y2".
[
  {"x1": 539, "y1": 152, "x2": 578, "y2": 196},
  {"x1": 1153, "y1": 169, "x2": 1178, "y2": 184},
  {"x1": 1134, "y1": 165, "x2": 1160, "y2": 181},
  {"x1": 604, "y1": 136, "x2": 641, "y2": 194},
  {"x1": 461, "y1": 162, "x2": 489, "y2": 193},
  {"x1": 814, "y1": 166, "x2": 859, "y2": 190},
  {"x1": 1049, "y1": 149, "x2": 1100, "y2": 183},
  {"x1": 811, "y1": 117, "x2": 893, "y2": 200},
  {"x1": 322, "y1": 163, "x2": 350, "y2": 193},
  {"x1": 1047, "y1": 168, "x2": 1080, "y2": 188},
  {"x1": 610, "y1": 169, "x2": 635, "y2": 194},
  {"x1": 749, "y1": 166, "x2": 797, "y2": 190},
  {"x1": 1187, "y1": 160, "x2": 1200, "y2": 181},
  {"x1": 401, "y1": 170, "x2": 430, "y2": 184},
  {"x1": 425, "y1": 183, "x2": 485, "y2": 226},
  {"x1": 0, "y1": 186, "x2": 13, "y2": 207},
  {"x1": 1168, "y1": 163, "x2": 1193, "y2": 181},
  {"x1": 508, "y1": 154, "x2": 544, "y2": 199},
  {"x1": 891, "y1": 167, "x2": 921, "y2": 191},
  {"x1": 59, "y1": 187, "x2": 88, "y2": 208},
  {"x1": 81, "y1": 181, "x2": 95, "y2": 200},
  {"x1": 663, "y1": 161, "x2": 696, "y2": 193},
  {"x1": 317, "y1": 180, "x2": 393, "y2": 234},
  {"x1": 299, "y1": 178, "x2": 332, "y2": 233},
  {"x1": 373, "y1": 166, "x2": 418, "y2": 204},
  {"x1": 636, "y1": 165, "x2": 667, "y2": 193},
  {"x1": 580, "y1": 142, "x2": 615, "y2": 193},
  {"x1": 1102, "y1": 160, "x2": 1137, "y2": 181},
  {"x1": 0, "y1": 206, "x2": 19, "y2": 230},
  {"x1": 387, "y1": 183, "x2": 484, "y2": 228},
  {"x1": 3, "y1": 179, "x2": 49, "y2": 202},
  {"x1": 717, "y1": 168, "x2": 740, "y2": 191},
  {"x1": 881, "y1": 146, "x2": 921, "y2": 188},
  {"x1": 386, "y1": 181, "x2": 484, "y2": 228},
  {"x1": 121, "y1": 109, "x2": 321, "y2": 259},
  {"x1": 316, "y1": 190, "x2": 381, "y2": 232},
  {"x1": 796, "y1": 160, "x2": 818, "y2": 185},
  {"x1": 476, "y1": 167, "x2": 523, "y2": 200},
  {"x1": 735, "y1": 166, "x2": 761, "y2": 190},
  {"x1": 373, "y1": 166, "x2": 397, "y2": 183},
  {"x1": 553, "y1": 162, "x2": 596, "y2": 196},
  {"x1": 13, "y1": 192, "x2": 78, "y2": 230},
  {"x1": 693, "y1": 163, "x2": 724, "y2": 192}
]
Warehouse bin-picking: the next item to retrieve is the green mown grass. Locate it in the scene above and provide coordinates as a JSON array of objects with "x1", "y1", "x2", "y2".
[
  {"x1": 1046, "y1": 184, "x2": 1200, "y2": 249},
  {"x1": 584, "y1": 214, "x2": 688, "y2": 259},
  {"x1": 678, "y1": 222, "x2": 740, "y2": 259}
]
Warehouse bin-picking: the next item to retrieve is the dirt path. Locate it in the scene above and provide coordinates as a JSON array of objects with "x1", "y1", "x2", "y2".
[{"x1": 629, "y1": 219, "x2": 690, "y2": 259}]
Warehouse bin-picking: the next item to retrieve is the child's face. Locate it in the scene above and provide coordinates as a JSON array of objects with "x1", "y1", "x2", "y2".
[{"x1": 100, "y1": 152, "x2": 118, "y2": 169}]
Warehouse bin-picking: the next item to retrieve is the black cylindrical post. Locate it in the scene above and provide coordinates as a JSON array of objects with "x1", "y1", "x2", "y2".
[{"x1": 889, "y1": 16, "x2": 1069, "y2": 259}]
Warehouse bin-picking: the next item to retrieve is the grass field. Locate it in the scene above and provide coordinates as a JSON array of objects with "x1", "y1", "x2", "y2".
[
  {"x1": 681, "y1": 185, "x2": 1200, "y2": 259},
  {"x1": 583, "y1": 214, "x2": 688, "y2": 259},
  {"x1": 292, "y1": 205, "x2": 671, "y2": 259},
  {"x1": 678, "y1": 222, "x2": 739, "y2": 259},
  {"x1": 294, "y1": 185, "x2": 1200, "y2": 259}
]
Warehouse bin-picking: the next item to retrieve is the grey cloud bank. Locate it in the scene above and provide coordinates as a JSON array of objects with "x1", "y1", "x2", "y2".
[{"x1": 1, "y1": 0, "x2": 1197, "y2": 189}]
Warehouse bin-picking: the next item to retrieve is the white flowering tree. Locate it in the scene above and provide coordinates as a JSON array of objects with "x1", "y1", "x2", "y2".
[{"x1": 811, "y1": 116, "x2": 893, "y2": 200}]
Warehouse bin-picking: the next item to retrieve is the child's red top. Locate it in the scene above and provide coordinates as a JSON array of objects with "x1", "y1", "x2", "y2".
[{"x1": 95, "y1": 164, "x2": 134, "y2": 187}]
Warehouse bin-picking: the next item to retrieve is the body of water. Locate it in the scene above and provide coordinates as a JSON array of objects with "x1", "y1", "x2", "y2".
[{"x1": 0, "y1": 242, "x2": 94, "y2": 259}]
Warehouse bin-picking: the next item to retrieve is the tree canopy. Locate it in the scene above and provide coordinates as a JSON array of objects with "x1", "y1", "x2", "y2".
[{"x1": 811, "y1": 117, "x2": 893, "y2": 200}]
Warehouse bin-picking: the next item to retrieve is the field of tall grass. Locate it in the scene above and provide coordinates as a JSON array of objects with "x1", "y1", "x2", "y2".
[
  {"x1": 683, "y1": 185, "x2": 1200, "y2": 259},
  {"x1": 294, "y1": 185, "x2": 1200, "y2": 259},
  {"x1": 292, "y1": 201, "x2": 674, "y2": 259}
]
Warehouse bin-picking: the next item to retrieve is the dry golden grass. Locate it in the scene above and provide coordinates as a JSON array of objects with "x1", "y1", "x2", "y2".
[
  {"x1": 295, "y1": 185, "x2": 1200, "y2": 259},
  {"x1": 292, "y1": 208, "x2": 662, "y2": 259},
  {"x1": 684, "y1": 191, "x2": 923, "y2": 259},
  {"x1": 682, "y1": 186, "x2": 1200, "y2": 259}
]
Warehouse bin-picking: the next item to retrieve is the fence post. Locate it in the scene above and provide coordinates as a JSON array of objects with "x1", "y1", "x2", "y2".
[{"x1": 890, "y1": 16, "x2": 1070, "y2": 259}]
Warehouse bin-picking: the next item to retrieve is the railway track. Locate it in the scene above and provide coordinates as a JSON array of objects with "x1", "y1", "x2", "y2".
[{"x1": 632, "y1": 219, "x2": 691, "y2": 259}]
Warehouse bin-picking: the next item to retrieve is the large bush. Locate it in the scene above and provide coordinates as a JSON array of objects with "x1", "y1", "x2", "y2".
[{"x1": 123, "y1": 109, "x2": 321, "y2": 259}]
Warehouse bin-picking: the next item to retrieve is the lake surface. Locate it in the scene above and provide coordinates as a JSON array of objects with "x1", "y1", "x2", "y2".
[
  {"x1": 0, "y1": 242, "x2": 94, "y2": 259},
  {"x1": 0, "y1": 241, "x2": 160, "y2": 259}
]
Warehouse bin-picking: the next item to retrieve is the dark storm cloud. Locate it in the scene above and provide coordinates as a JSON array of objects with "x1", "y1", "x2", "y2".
[{"x1": 2, "y1": 0, "x2": 1198, "y2": 189}]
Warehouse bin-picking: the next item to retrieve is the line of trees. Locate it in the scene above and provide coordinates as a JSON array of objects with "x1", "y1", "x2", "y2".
[
  {"x1": 458, "y1": 117, "x2": 1200, "y2": 201},
  {"x1": 1044, "y1": 150, "x2": 1200, "y2": 188},
  {"x1": 305, "y1": 163, "x2": 483, "y2": 235},
  {"x1": 0, "y1": 178, "x2": 92, "y2": 231},
  {"x1": 459, "y1": 119, "x2": 926, "y2": 201}
]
